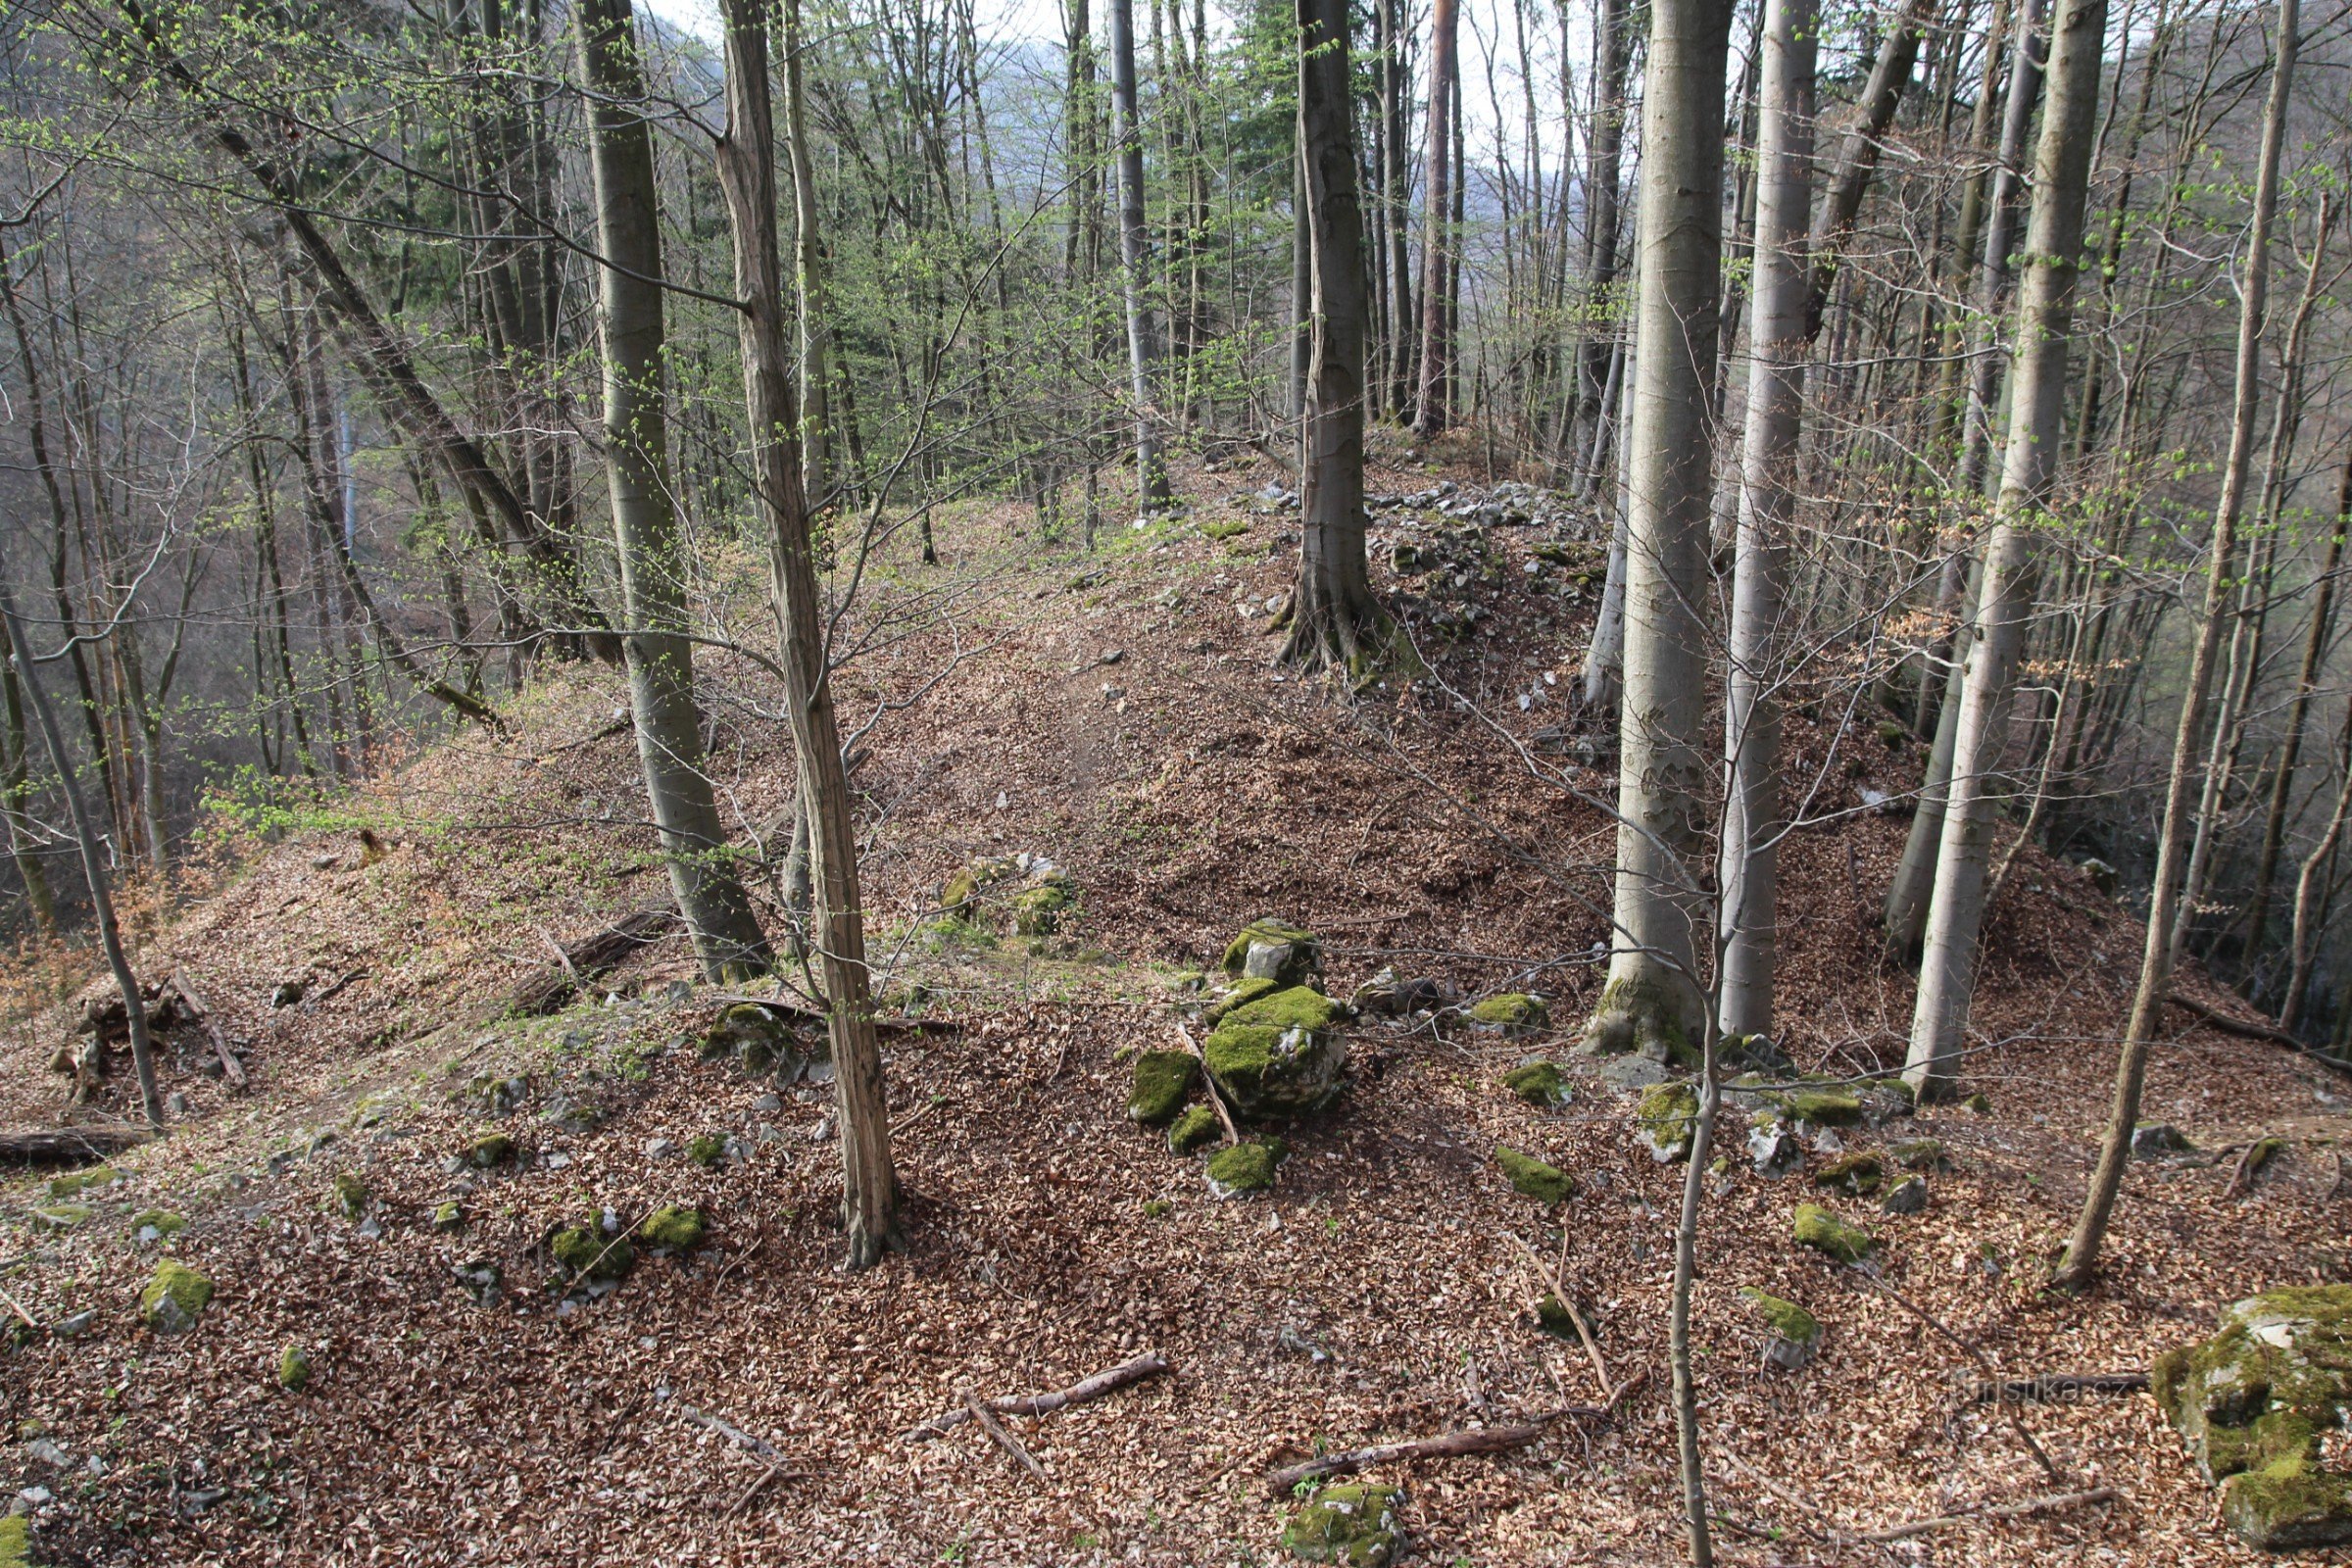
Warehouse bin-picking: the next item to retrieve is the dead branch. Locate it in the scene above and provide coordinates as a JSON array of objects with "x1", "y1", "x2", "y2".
[
  {"x1": 678, "y1": 1402, "x2": 785, "y2": 1462},
  {"x1": 510, "y1": 907, "x2": 678, "y2": 1014},
  {"x1": 1501, "y1": 1230, "x2": 1613, "y2": 1397},
  {"x1": 1857, "y1": 1486, "x2": 2119, "y2": 1544},
  {"x1": 2169, "y1": 994, "x2": 2352, "y2": 1077},
  {"x1": 1854, "y1": 1271, "x2": 2064, "y2": 1484},
  {"x1": 963, "y1": 1390, "x2": 1048, "y2": 1480},
  {"x1": 1171, "y1": 1020, "x2": 1241, "y2": 1145},
  {"x1": 167, "y1": 970, "x2": 245, "y2": 1089},
  {"x1": 1965, "y1": 1372, "x2": 2148, "y2": 1405},
  {"x1": 905, "y1": 1352, "x2": 1171, "y2": 1440},
  {"x1": 2225, "y1": 1136, "x2": 2284, "y2": 1199},
  {"x1": 1263, "y1": 1369, "x2": 1647, "y2": 1493}
]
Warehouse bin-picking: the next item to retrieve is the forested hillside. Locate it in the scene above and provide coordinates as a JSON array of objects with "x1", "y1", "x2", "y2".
[{"x1": 0, "y1": 0, "x2": 2350, "y2": 1560}]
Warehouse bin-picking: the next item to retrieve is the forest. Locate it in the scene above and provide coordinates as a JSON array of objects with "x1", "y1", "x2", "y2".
[{"x1": 0, "y1": 0, "x2": 2350, "y2": 1558}]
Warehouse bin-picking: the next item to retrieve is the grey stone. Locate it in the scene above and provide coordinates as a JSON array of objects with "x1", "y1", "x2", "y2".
[
  {"x1": 1748, "y1": 1124, "x2": 1803, "y2": 1179},
  {"x1": 1882, "y1": 1176, "x2": 1929, "y2": 1215}
]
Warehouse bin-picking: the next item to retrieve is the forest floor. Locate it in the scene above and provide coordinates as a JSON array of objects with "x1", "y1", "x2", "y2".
[{"x1": 4, "y1": 447, "x2": 2349, "y2": 1567}]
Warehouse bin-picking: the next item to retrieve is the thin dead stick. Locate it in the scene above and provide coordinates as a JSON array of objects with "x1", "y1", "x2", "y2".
[
  {"x1": 169, "y1": 970, "x2": 246, "y2": 1088},
  {"x1": 1856, "y1": 1271, "x2": 2063, "y2": 1484},
  {"x1": 2225, "y1": 1137, "x2": 2283, "y2": 1200},
  {"x1": 1857, "y1": 1486, "x2": 2119, "y2": 1544},
  {"x1": 679, "y1": 1403, "x2": 785, "y2": 1462},
  {"x1": 0, "y1": 1280, "x2": 39, "y2": 1330},
  {"x1": 963, "y1": 1390, "x2": 1048, "y2": 1480},
  {"x1": 905, "y1": 1352, "x2": 1171, "y2": 1439},
  {"x1": 1501, "y1": 1230, "x2": 1612, "y2": 1397},
  {"x1": 1171, "y1": 1020, "x2": 1241, "y2": 1146},
  {"x1": 1965, "y1": 1372, "x2": 2148, "y2": 1405},
  {"x1": 724, "y1": 1458, "x2": 811, "y2": 1518},
  {"x1": 1265, "y1": 1372, "x2": 1647, "y2": 1493},
  {"x1": 537, "y1": 926, "x2": 589, "y2": 997},
  {"x1": 1713, "y1": 1453, "x2": 1836, "y2": 1545}
]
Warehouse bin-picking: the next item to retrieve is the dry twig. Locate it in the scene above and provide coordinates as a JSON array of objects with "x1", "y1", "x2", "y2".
[
  {"x1": 1858, "y1": 1486, "x2": 2119, "y2": 1544},
  {"x1": 963, "y1": 1390, "x2": 1048, "y2": 1480},
  {"x1": 905, "y1": 1352, "x2": 1171, "y2": 1439}
]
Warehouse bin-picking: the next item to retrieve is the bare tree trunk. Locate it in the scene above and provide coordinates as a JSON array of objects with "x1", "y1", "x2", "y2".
[
  {"x1": 1, "y1": 660, "x2": 58, "y2": 934},
  {"x1": 1801, "y1": 0, "x2": 1933, "y2": 341},
  {"x1": 1576, "y1": 0, "x2": 1630, "y2": 466},
  {"x1": 1411, "y1": 0, "x2": 1459, "y2": 435},
  {"x1": 578, "y1": 0, "x2": 775, "y2": 983},
  {"x1": 2282, "y1": 700, "x2": 2352, "y2": 1035},
  {"x1": 1719, "y1": 0, "x2": 1816, "y2": 1045},
  {"x1": 1581, "y1": 0, "x2": 1733, "y2": 1082},
  {"x1": 784, "y1": 0, "x2": 834, "y2": 509},
  {"x1": 1107, "y1": 0, "x2": 1170, "y2": 507},
  {"x1": 1905, "y1": 0, "x2": 2105, "y2": 1099},
  {"x1": 1, "y1": 585, "x2": 163, "y2": 1128},
  {"x1": 714, "y1": 0, "x2": 903, "y2": 1269},
  {"x1": 1281, "y1": 0, "x2": 1383, "y2": 674},
  {"x1": 2058, "y1": 0, "x2": 2292, "y2": 1289}
]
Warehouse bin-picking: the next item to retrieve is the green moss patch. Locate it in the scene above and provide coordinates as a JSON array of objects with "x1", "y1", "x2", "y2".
[
  {"x1": 129, "y1": 1209, "x2": 186, "y2": 1245},
  {"x1": 330, "y1": 1172, "x2": 368, "y2": 1220},
  {"x1": 1202, "y1": 988, "x2": 1346, "y2": 1117},
  {"x1": 27, "y1": 1204, "x2": 92, "y2": 1233},
  {"x1": 1739, "y1": 1287, "x2": 1821, "y2": 1347},
  {"x1": 1812, "y1": 1152, "x2": 1884, "y2": 1197},
  {"x1": 1203, "y1": 975, "x2": 1280, "y2": 1024},
  {"x1": 47, "y1": 1166, "x2": 119, "y2": 1200},
  {"x1": 1780, "y1": 1087, "x2": 1863, "y2": 1125},
  {"x1": 1219, "y1": 918, "x2": 1320, "y2": 985},
  {"x1": 686, "y1": 1133, "x2": 728, "y2": 1168},
  {"x1": 1167, "y1": 1104, "x2": 1220, "y2": 1153},
  {"x1": 1283, "y1": 1483, "x2": 1402, "y2": 1567},
  {"x1": 1889, "y1": 1138, "x2": 1948, "y2": 1171},
  {"x1": 1502, "y1": 1060, "x2": 1571, "y2": 1108},
  {"x1": 1469, "y1": 993, "x2": 1548, "y2": 1033},
  {"x1": 1127, "y1": 1050, "x2": 1200, "y2": 1125},
  {"x1": 140, "y1": 1258, "x2": 215, "y2": 1333},
  {"x1": 1009, "y1": 876, "x2": 1075, "y2": 936},
  {"x1": 1635, "y1": 1081, "x2": 1699, "y2": 1162},
  {"x1": 278, "y1": 1344, "x2": 313, "y2": 1391},
  {"x1": 463, "y1": 1132, "x2": 514, "y2": 1169},
  {"x1": 550, "y1": 1224, "x2": 635, "y2": 1284},
  {"x1": 637, "y1": 1206, "x2": 706, "y2": 1252},
  {"x1": 1792, "y1": 1204, "x2": 1871, "y2": 1264},
  {"x1": 1494, "y1": 1146, "x2": 1574, "y2": 1204},
  {"x1": 1204, "y1": 1139, "x2": 1285, "y2": 1199}
]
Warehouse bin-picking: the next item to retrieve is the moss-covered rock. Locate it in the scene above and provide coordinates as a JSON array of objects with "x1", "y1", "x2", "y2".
[
  {"x1": 0, "y1": 1512, "x2": 26, "y2": 1568},
  {"x1": 1740, "y1": 1287, "x2": 1822, "y2": 1370},
  {"x1": 1128, "y1": 1050, "x2": 1201, "y2": 1125},
  {"x1": 1812, "y1": 1152, "x2": 1884, "y2": 1197},
  {"x1": 1469, "y1": 993, "x2": 1548, "y2": 1035},
  {"x1": 330, "y1": 1172, "x2": 368, "y2": 1220},
  {"x1": 940, "y1": 855, "x2": 1020, "y2": 912},
  {"x1": 1494, "y1": 1146, "x2": 1574, "y2": 1204},
  {"x1": 707, "y1": 1003, "x2": 797, "y2": 1073},
  {"x1": 1167, "y1": 1104, "x2": 1221, "y2": 1153},
  {"x1": 463, "y1": 1132, "x2": 514, "y2": 1169},
  {"x1": 1792, "y1": 1204, "x2": 1871, "y2": 1264},
  {"x1": 431, "y1": 1201, "x2": 466, "y2": 1233},
  {"x1": 278, "y1": 1344, "x2": 313, "y2": 1391},
  {"x1": 1961, "y1": 1091, "x2": 1992, "y2": 1115},
  {"x1": 686, "y1": 1133, "x2": 728, "y2": 1168},
  {"x1": 1203, "y1": 988, "x2": 1346, "y2": 1117},
  {"x1": 637, "y1": 1206, "x2": 706, "y2": 1252},
  {"x1": 1781, "y1": 1087, "x2": 1863, "y2": 1126},
  {"x1": 27, "y1": 1203, "x2": 92, "y2": 1233},
  {"x1": 1881, "y1": 1175, "x2": 1929, "y2": 1214},
  {"x1": 1283, "y1": 1483, "x2": 1403, "y2": 1566},
  {"x1": 1009, "y1": 875, "x2": 1075, "y2": 936},
  {"x1": 129, "y1": 1209, "x2": 186, "y2": 1245},
  {"x1": 1502, "y1": 1060, "x2": 1571, "y2": 1108},
  {"x1": 2151, "y1": 1286, "x2": 2352, "y2": 1548},
  {"x1": 47, "y1": 1165, "x2": 118, "y2": 1199},
  {"x1": 1635, "y1": 1081, "x2": 1700, "y2": 1162},
  {"x1": 1204, "y1": 1139, "x2": 1285, "y2": 1199},
  {"x1": 140, "y1": 1258, "x2": 214, "y2": 1333},
  {"x1": 1220, "y1": 918, "x2": 1321, "y2": 986},
  {"x1": 1535, "y1": 1294, "x2": 1581, "y2": 1341},
  {"x1": 1889, "y1": 1138, "x2": 1948, "y2": 1171},
  {"x1": 550, "y1": 1224, "x2": 635, "y2": 1284},
  {"x1": 2132, "y1": 1122, "x2": 2193, "y2": 1159}
]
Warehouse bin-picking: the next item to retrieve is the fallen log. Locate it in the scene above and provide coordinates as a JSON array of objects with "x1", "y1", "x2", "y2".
[
  {"x1": 2169, "y1": 994, "x2": 2352, "y2": 1077},
  {"x1": 510, "y1": 906, "x2": 680, "y2": 1014},
  {"x1": 1964, "y1": 1372, "x2": 2149, "y2": 1405},
  {"x1": 905, "y1": 1352, "x2": 1171, "y2": 1440},
  {"x1": 1263, "y1": 1368, "x2": 1647, "y2": 1493},
  {"x1": 0, "y1": 1126, "x2": 151, "y2": 1166}
]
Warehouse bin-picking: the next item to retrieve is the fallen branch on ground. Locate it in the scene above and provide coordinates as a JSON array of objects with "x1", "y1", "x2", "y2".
[
  {"x1": 167, "y1": 970, "x2": 245, "y2": 1088},
  {"x1": 2225, "y1": 1136, "x2": 2285, "y2": 1199},
  {"x1": 1501, "y1": 1230, "x2": 1613, "y2": 1398},
  {"x1": 963, "y1": 1390, "x2": 1047, "y2": 1480},
  {"x1": 904, "y1": 1352, "x2": 1171, "y2": 1440},
  {"x1": 1263, "y1": 1369, "x2": 1646, "y2": 1493},
  {"x1": 1858, "y1": 1486, "x2": 2119, "y2": 1544},
  {"x1": 1965, "y1": 1372, "x2": 2149, "y2": 1405},
  {"x1": 512, "y1": 908, "x2": 678, "y2": 1014},
  {"x1": 1855, "y1": 1270, "x2": 2063, "y2": 1484},
  {"x1": 2169, "y1": 994, "x2": 2352, "y2": 1077},
  {"x1": 679, "y1": 1402, "x2": 785, "y2": 1462}
]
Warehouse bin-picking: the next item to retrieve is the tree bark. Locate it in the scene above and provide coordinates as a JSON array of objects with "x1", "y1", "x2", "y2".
[
  {"x1": 1107, "y1": 0, "x2": 1171, "y2": 507},
  {"x1": 1411, "y1": 0, "x2": 1460, "y2": 435},
  {"x1": 1718, "y1": 0, "x2": 1816, "y2": 1045},
  {"x1": 2058, "y1": 0, "x2": 2292, "y2": 1288},
  {"x1": 1904, "y1": 0, "x2": 2104, "y2": 1099},
  {"x1": 1281, "y1": 0, "x2": 1383, "y2": 674},
  {"x1": 1581, "y1": 0, "x2": 1734, "y2": 1070},
  {"x1": 714, "y1": 0, "x2": 903, "y2": 1269},
  {"x1": 577, "y1": 0, "x2": 775, "y2": 984},
  {"x1": 1802, "y1": 0, "x2": 1933, "y2": 341},
  {"x1": 1, "y1": 585, "x2": 163, "y2": 1129}
]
